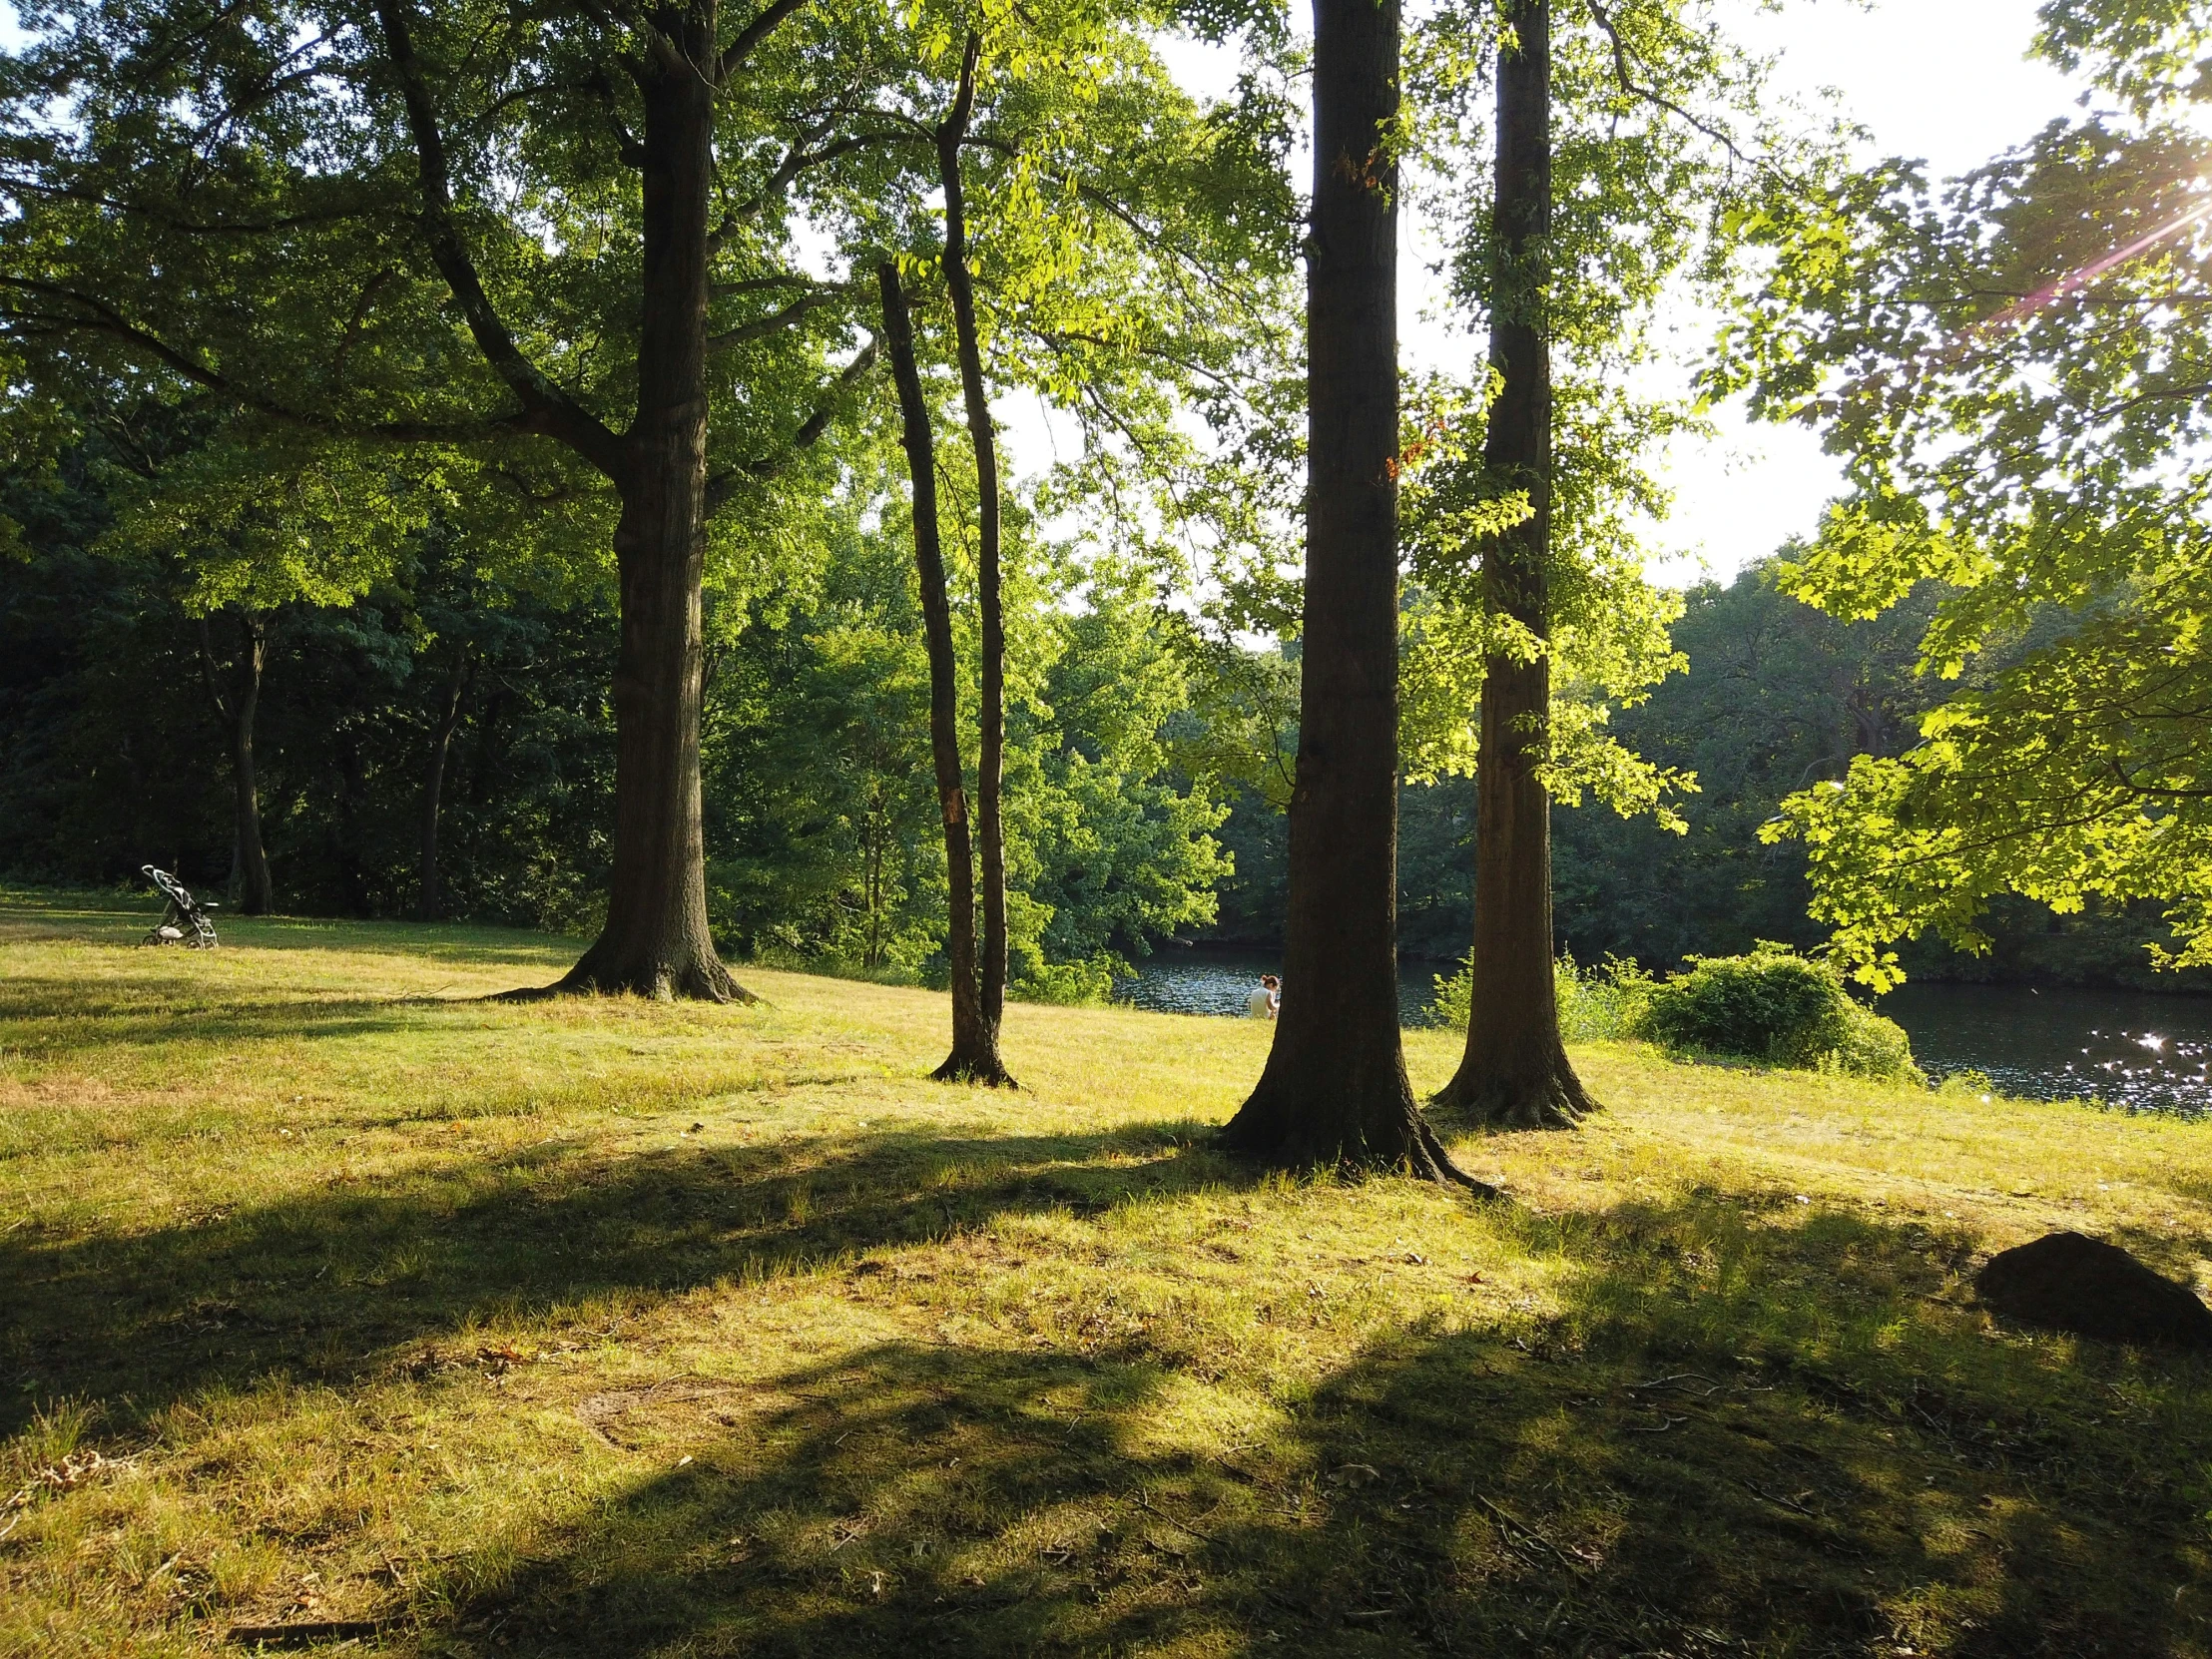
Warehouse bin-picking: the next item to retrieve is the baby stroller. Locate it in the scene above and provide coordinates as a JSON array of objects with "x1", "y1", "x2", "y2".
[{"x1": 142, "y1": 865, "x2": 220, "y2": 948}]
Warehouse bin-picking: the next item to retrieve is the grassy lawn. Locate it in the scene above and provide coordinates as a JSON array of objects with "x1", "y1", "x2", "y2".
[{"x1": 3, "y1": 886, "x2": 2210, "y2": 1657}]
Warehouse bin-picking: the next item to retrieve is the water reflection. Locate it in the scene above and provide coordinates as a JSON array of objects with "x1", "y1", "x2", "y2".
[
  {"x1": 1878, "y1": 982, "x2": 2212, "y2": 1116},
  {"x1": 1116, "y1": 952, "x2": 2212, "y2": 1116},
  {"x1": 1116, "y1": 949, "x2": 1441, "y2": 1027}
]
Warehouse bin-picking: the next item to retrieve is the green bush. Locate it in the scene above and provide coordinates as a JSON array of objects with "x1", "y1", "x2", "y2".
[
  {"x1": 1426, "y1": 952, "x2": 1650, "y2": 1041},
  {"x1": 1634, "y1": 944, "x2": 1924, "y2": 1083},
  {"x1": 1560, "y1": 953, "x2": 1654, "y2": 1042},
  {"x1": 1011, "y1": 953, "x2": 1118, "y2": 1006}
]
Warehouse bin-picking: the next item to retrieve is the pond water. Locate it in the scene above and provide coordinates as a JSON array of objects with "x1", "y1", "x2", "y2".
[
  {"x1": 1117, "y1": 949, "x2": 1446, "y2": 1027},
  {"x1": 1879, "y1": 982, "x2": 2212, "y2": 1116},
  {"x1": 1115, "y1": 951, "x2": 2212, "y2": 1116}
]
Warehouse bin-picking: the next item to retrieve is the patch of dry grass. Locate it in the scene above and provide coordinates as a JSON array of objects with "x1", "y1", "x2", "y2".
[{"x1": 2, "y1": 886, "x2": 2210, "y2": 1657}]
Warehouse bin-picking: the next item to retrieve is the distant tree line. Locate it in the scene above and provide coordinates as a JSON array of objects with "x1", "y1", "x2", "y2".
[
  {"x1": 1207, "y1": 559, "x2": 2211, "y2": 993},
  {"x1": 0, "y1": 439, "x2": 1249, "y2": 1000}
]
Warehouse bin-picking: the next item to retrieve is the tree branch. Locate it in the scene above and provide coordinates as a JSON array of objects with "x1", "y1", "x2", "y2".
[
  {"x1": 1583, "y1": 0, "x2": 1805, "y2": 196},
  {"x1": 706, "y1": 282, "x2": 853, "y2": 350},
  {"x1": 0, "y1": 175, "x2": 381, "y2": 237},
  {"x1": 714, "y1": 129, "x2": 906, "y2": 228},
  {"x1": 2109, "y1": 757, "x2": 2212, "y2": 800},
  {"x1": 704, "y1": 337, "x2": 880, "y2": 512},
  {"x1": 371, "y1": 0, "x2": 625, "y2": 477},
  {"x1": 717, "y1": 0, "x2": 812, "y2": 83},
  {"x1": 0, "y1": 279, "x2": 541, "y2": 444}
]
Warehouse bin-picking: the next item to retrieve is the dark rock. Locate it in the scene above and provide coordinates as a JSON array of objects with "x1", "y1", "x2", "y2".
[{"x1": 1976, "y1": 1232, "x2": 2212, "y2": 1349}]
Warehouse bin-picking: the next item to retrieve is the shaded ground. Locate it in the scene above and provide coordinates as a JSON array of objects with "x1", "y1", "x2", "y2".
[{"x1": 1, "y1": 888, "x2": 2208, "y2": 1656}]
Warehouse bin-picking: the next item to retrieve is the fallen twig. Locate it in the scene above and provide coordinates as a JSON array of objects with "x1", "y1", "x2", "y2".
[
  {"x1": 227, "y1": 1621, "x2": 386, "y2": 1648},
  {"x1": 1626, "y1": 1373, "x2": 1726, "y2": 1397},
  {"x1": 1132, "y1": 1490, "x2": 1223, "y2": 1547},
  {"x1": 1742, "y1": 1479, "x2": 1819, "y2": 1518},
  {"x1": 1473, "y1": 1494, "x2": 1587, "y2": 1572}
]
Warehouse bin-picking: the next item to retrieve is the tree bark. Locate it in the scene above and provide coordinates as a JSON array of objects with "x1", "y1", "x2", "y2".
[
  {"x1": 555, "y1": 36, "x2": 751, "y2": 1003},
  {"x1": 416, "y1": 648, "x2": 471, "y2": 919},
  {"x1": 370, "y1": 0, "x2": 834, "y2": 1001},
  {"x1": 877, "y1": 259, "x2": 1007, "y2": 1082},
  {"x1": 1433, "y1": 0, "x2": 1593, "y2": 1130},
  {"x1": 202, "y1": 612, "x2": 273, "y2": 916},
  {"x1": 935, "y1": 34, "x2": 1015, "y2": 1083},
  {"x1": 333, "y1": 729, "x2": 368, "y2": 916},
  {"x1": 1220, "y1": 0, "x2": 1470, "y2": 1182}
]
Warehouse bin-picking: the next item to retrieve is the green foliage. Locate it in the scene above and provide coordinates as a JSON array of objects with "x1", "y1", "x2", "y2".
[
  {"x1": 1637, "y1": 945, "x2": 1923, "y2": 1083},
  {"x1": 1427, "y1": 951, "x2": 1651, "y2": 1042},
  {"x1": 695, "y1": 463, "x2": 1234, "y2": 992},
  {"x1": 1714, "y1": 12, "x2": 2212, "y2": 988},
  {"x1": 1541, "y1": 557, "x2": 1941, "y2": 967},
  {"x1": 1382, "y1": 0, "x2": 1849, "y2": 832}
]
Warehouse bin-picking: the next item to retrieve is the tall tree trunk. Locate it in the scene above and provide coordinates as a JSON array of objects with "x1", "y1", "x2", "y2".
[
  {"x1": 416, "y1": 649, "x2": 471, "y2": 919},
  {"x1": 203, "y1": 612, "x2": 274, "y2": 916},
  {"x1": 372, "y1": 0, "x2": 830, "y2": 1001},
  {"x1": 557, "y1": 43, "x2": 751, "y2": 1003},
  {"x1": 1221, "y1": 0, "x2": 1468, "y2": 1182},
  {"x1": 936, "y1": 34, "x2": 1015, "y2": 1082},
  {"x1": 877, "y1": 259, "x2": 1008, "y2": 1084},
  {"x1": 1433, "y1": 0, "x2": 1592, "y2": 1130}
]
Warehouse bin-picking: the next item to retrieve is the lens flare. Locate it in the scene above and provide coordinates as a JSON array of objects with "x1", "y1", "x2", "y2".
[{"x1": 1979, "y1": 197, "x2": 2212, "y2": 335}]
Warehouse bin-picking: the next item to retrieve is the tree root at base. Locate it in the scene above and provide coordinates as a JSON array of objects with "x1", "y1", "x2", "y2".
[
  {"x1": 930, "y1": 1053, "x2": 1018, "y2": 1088},
  {"x1": 1429, "y1": 1070, "x2": 1595, "y2": 1133},
  {"x1": 493, "y1": 960, "x2": 761, "y2": 1005},
  {"x1": 1217, "y1": 1099, "x2": 1498, "y2": 1197}
]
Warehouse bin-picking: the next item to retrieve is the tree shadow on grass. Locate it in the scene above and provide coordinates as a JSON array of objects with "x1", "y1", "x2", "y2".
[
  {"x1": 415, "y1": 1193, "x2": 2212, "y2": 1658},
  {"x1": 0, "y1": 1118, "x2": 1243, "y2": 1440},
  {"x1": 0, "y1": 886, "x2": 583, "y2": 962},
  {"x1": 0, "y1": 974, "x2": 508, "y2": 1053}
]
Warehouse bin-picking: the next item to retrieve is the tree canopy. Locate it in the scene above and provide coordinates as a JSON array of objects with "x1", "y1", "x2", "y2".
[{"x1": 1719, "y1": 0, "x2": 2212, "y2": 987}]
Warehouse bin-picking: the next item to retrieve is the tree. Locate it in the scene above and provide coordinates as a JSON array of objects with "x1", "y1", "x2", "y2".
[
  {"x1": 104, "y1": 431, "x2": 432, "y2": 914},
  {"x1": 878, "y1": 258, "x2": 1003, "y2": 1080},
  {"x1": 1399, "y1": 0, "x2": 1812, "y2": 1125},
  {"x1": 822, "y1": 2, "x2": 1292, "y2": 1077},
  {"x1": 0, "y1": 0, "x2": 874, "y2": 998},
  {"x1": 932, "y1": 34, "x2": 1016, "y2": 1082},
  {"x1": 415, "y1": 636, "x2": 475, "y2": 921},
  {"x1": 1445, "y1": 0, "x2": 1591, "y2": 1127},
  {"x1": 1719, "y1": 1, "x2": 2212, "y2": 987},
  {"x1": 1221, "y1": 0, "x2": 1467, "y2": 1181},
  {"x1": 196, "y1": 608, "x2": 273, "y2": 913}
]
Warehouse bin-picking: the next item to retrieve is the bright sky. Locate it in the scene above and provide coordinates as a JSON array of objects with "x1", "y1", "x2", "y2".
[
  {"x1": 1631, "y1": 0, "x2": 2084, "y2": 583},
  {"x1": 1135, "y1": 0, "x2": 2089, "y2": 587}
]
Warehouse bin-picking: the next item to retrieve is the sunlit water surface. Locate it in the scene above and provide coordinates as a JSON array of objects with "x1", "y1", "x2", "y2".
[{"x1": 1116, "y1": 953, "x2": 2212, "y2": 1117}]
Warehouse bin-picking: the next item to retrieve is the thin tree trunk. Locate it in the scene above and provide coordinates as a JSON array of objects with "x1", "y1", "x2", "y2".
[
  {"x1": 936, "y1": 33, "x2": 1015, "y2": 1081},
  {"x1": 877, "y1": 258, "x2": 1008, "y2": 1083},
  {"x1": 1434, "y1": 0, "x2": 1592, "y2": 1130},
  {"x1": 118, "y1": 732, "x2": 146, "y2": 876},
  {"x1": 417, "y1": 649, "x2": 471, "y2": 920},
  {"x1": 334, "y1": 729, "x2": 368, "y2": 916},
  {"x1": 556, "y1": 40, "x2": 751, "y2": 1003},
  {"x1": 1221, "y1": 0, "x2": 1470, "y2": 1182},
  {"x1": 202, "y1": 612, "x2": 274, "y2": 916}
]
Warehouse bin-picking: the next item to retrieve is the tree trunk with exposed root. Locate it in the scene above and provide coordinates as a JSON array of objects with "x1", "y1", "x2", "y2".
[
  {"x1": 1431, "y1": 0, "x2": 1593, "y2": 1131},
  {"x1": 1221, "y1": 0, "x2": 1474, "y2": 1184}
]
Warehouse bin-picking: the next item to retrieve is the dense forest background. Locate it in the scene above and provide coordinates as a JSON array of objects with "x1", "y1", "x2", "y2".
[
  {"x1": 4, "y1": 448, "x2": 2199, "y2": 994},
  {"x1": 1208, "y1": 569, "x2": 2212, "y2": 991}
]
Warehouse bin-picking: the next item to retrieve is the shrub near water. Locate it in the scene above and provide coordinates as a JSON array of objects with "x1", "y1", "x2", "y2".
[
  {"x1": 1638, "y1": 944, "x2": 1924, "y2": 1083},
  {"x1": 1427, "y1": 952, "x2": 1649, "y2": 1040}
]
